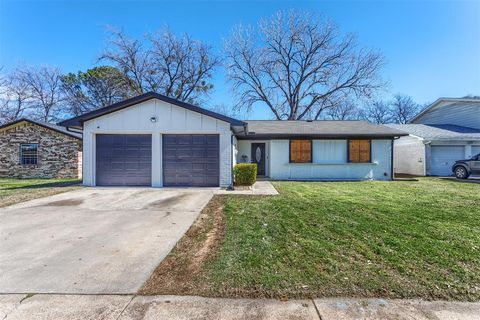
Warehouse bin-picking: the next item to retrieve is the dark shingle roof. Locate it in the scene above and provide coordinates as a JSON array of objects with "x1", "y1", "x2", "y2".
[
  {"x1": 386, "y1": 124, "x2": 480, "y2": 141},
  {"x1": 238, "y1": 120, "x2": 408, "y2": 138},
  {"x1": 0, "y1": 118, "x2": 82, "y2": 139}
]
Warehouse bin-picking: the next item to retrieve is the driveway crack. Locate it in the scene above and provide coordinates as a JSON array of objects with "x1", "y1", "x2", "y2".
[
  {"x1": 311, "y1": 299, "x2": 323, "y2": 320},
  {"x1": 115, "y1": 295, "x2": 135, "y2": 320},
  {"x1": 2, "y1": 294, "x2": 30, "y2": 320}
]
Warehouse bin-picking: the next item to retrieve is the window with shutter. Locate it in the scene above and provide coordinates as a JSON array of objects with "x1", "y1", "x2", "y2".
[
  {"x1": 348, "y1": 140, "x2": 371, "y2": 163},
  {"x1": 290, "y1": 140, "x2": 312, "y2": 163}
]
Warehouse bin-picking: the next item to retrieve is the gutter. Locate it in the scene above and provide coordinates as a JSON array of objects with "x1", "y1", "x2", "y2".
[{"x1": 66, "y1": 127, "x2": 83, "y2": 136}]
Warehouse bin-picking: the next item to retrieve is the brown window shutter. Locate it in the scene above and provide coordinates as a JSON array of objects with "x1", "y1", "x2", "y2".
[
  {"x1": 290, "y1": 140, "x2": 312, "y2": 163},
  {"x1": 349, "y1": 140, "x2": 370, "y2": 163},
  {"x1": 359, "y1": 140, "x2": 371, "y2": 163},
  {"x1": 349, "y1": 140, "x2": 360, "y2": 162}
]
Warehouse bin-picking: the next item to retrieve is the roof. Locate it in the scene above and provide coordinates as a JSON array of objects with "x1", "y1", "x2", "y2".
[
  {"x1": 0, "y1": 118, "x2": 82, "y2": 139},
  {"x1": 386, "y1": 124, "x2": 480, "y2": 141},
  {"x1": 237, "y1": 120, "x2": 408, "y2": 139},
  {"x1": 410, "y1": 97, "x2": 480, "y2": 123},
  {"x1": 59, "y1": 92, "x2": 246, "y2": 128}
]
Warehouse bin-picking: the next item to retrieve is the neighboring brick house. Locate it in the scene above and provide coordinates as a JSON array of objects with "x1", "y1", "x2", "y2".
[{"x1": 0, "y1": 118, "x2": 82, "y2": 179}]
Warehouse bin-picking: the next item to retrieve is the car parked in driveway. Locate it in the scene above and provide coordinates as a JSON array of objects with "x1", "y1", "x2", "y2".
[{"x1": 452, "y1": 153, "x2": 480, "y2": 179}]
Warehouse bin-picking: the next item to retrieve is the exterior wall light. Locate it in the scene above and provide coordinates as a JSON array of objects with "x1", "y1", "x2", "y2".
[{"x1": 150, "y1": 116, "x2": 158, "y2": 123}]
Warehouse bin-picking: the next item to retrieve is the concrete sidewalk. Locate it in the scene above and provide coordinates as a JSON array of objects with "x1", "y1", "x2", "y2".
[{"x1": 1, "y1": 294, "x2": 479, "y2": 320}]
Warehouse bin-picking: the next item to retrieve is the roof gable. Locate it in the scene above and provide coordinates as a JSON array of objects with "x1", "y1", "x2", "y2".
[
  {"x1": 0, "y1": 118, "x2": 82, "y2": 140},
  {"x1": 59, "y1": 92, "x2": 246, "y2": 128},
  {"x1": 410, "y1": 98, "x2": 480, "y2": 123}
]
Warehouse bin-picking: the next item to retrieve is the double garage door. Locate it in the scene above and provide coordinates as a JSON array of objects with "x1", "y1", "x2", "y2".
[{"x1": 95, "y1": 134, "x2": 219, "y2": 187}]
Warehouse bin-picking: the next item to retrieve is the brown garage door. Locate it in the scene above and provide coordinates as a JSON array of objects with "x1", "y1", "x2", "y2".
[
  {"x1": 96, "y1": 134, "x2": 152, "y2": 186},
  {"x1": 163, "y1": 134, "x2": 219, "y2": 187}
]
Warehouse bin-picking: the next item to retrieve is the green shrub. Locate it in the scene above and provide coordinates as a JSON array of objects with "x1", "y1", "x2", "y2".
[{"x1": 234, "y1": 163, "x2": 257, "y2": 186}]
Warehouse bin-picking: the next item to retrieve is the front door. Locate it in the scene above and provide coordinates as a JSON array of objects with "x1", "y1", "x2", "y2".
[{"x1": 251, "y1": 143, "x2": 266, "y2": 176}]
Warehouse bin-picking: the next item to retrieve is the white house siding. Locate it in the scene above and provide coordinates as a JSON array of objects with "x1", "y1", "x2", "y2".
[
  {"x1": 392, "y1": 136, "x2": 426, "y2": 175},
  {"x1": 82, "y1": 98, "x2": 232, "y2": 187},
  {"x1": 268, "y1": 139, "x2": 392, "y2": 180},
  {"x1": 412, "y1": 101, "x2": 480, "y2": 130}
]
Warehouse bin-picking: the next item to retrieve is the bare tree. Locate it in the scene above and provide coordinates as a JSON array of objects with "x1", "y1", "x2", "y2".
[
  {"x1": 0, "y1": 70, "x2": 32, "y2": 124},
  {"x1": 325, "y1": 100, "x2": 359, "y2": 120},
  {"x1": 225, "y1": 10, "x2": 385, "y2": 120},
  {"x1": 360, "y1": 100, "x2": 392, "y2": 124},
  {"x1": 148, "y1": 30, "x2": 221, "y2": 102},
  {"x1": 390, "y1": 94, "x2": 420, "y2": 124},
  {"x1": 61, "y1": 66, "x2": 131, "y2": 116},
  {"x1": 17, "y1": 66, "x2": 65, "y2": 122},
  {"x1": 207, "y1": 103, "x2": 244, "y2": 119},
  {"x1": 99, "y1": 28, "x2": 150, "y2": 95},
  {"x1": 100, "y1": 27, "x2": 220, "y2": 103}
]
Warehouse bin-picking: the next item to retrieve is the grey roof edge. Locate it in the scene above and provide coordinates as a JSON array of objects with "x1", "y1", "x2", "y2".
[
  {"x1": 409, "y1": 97, "x2": 480, "y2": 123},
  {"x1": 386, "y1": 124, "x2": 480, "y2": 140},
  {"x1": 241, "y1": 120, "x2": 408, "y2": 137},
  {"x1": 0, "y1": 118, "x2": 82, "y2": 140},
  {"x1": 236, "y1": 133, "x2": 407, "y2": 140},
  {"x1": 59, "y1": 92, "x2": 246, "y2": 128}
]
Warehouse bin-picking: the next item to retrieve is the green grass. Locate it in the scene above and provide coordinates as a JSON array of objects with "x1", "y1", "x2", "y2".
[
  {"x1": 0, "y1": 178, "x2": 81, "y2": 207},
  {"x1": 205, "y1": 178, "x2": 480, "y2": 300}
]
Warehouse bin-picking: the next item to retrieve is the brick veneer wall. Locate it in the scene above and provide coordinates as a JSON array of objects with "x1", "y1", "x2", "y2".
[{"x1": 0, "y1": 122, "x2": 82, "y2": 179}]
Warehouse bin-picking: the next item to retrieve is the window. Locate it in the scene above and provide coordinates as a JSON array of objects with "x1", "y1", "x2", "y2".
[
  {"x1": 348, "y1": 140, "x2": 371, "y2": 163},
  {"x1": 290, "y1": 140, "x2": 312, "y2": 163},
  {"x1": 20, "y1": 144, "x2": 38, "y2": 165}
]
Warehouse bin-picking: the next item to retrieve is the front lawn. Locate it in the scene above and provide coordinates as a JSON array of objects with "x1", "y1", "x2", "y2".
[
  {"x1": 141, "y1": 178, "x2": 480, "y2": 301},
  {"x1": 0, "y1": 178, "x2": 81, "y2": 207}
]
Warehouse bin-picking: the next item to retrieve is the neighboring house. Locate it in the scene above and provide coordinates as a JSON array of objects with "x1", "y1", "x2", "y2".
[
  {"x1": 0, "y1": 118, "x2": 83, "y2": 179},
  {"x1": 387, "y1": 98, "x2": 480, "y2": 176},
  {"x1": 60, "y1": 92, "x2": 407, "y2": 187}
]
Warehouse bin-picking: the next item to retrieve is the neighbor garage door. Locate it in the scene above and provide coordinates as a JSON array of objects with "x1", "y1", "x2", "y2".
[
  {"x1": 163, "y1": 134, "x2": 219, "y2": 187},
  {"x1": 96, "y1": 134, "x2": 152, "y2": 186},
  {"x1": 472, "y1": 146, "x2": 480, "y2": 157},
  {"x1": 430, "y1": 145, "x2": 464, "y2": 176}
]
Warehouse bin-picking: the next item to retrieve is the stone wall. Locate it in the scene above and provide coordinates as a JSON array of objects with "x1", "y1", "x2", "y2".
[{"x1": 0, "y1": 122, "x2": 82, "y2": 179}]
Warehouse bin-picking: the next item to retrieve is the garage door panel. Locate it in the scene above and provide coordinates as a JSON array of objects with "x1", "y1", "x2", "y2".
[
  {"x1": 163, "y1": 134, "x2": 219, "y2": 187},
  {"x1": 431, "y1": 145, "x2": 464, "y2": 176},
  {"x1": 473, "y1": 146, "x2": 480, "y2": 156},
  {"x1": 96, "y1": 134, "x2": 152, "y2": 186}
]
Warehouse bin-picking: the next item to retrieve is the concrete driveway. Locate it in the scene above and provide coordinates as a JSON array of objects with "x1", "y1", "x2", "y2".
[{"x1": 0, "y1": 188, "x2": 214, "y2": 294}]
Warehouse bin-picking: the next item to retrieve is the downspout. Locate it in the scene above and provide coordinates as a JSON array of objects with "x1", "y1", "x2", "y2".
[
  {"x1": 227, "y1": 123, "x2": 248, "y2": 190},
  {"x1": 423, "y1": 140, "x2": 432, "y2": 176},
  {"x1": 227, "y1": 132, "x2": 235, "y2": 191},
  {"x1": 391, "y1": 137, "x2": 401, "y2": 180}
]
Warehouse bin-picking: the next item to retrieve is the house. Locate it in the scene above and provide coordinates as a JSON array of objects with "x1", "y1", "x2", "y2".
[
  {"x1": 387, "y1": 98, "x2": 480, "y2": 176},
  {"x1": 0, "y1": 118, "x2": 83, "y2": 179},
  {"x1": 59, "y1": 92, "x2": 407, "y2": 187}
]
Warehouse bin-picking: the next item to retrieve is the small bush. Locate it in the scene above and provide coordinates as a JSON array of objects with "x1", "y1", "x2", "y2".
[{"x1": 234, "y1": 163, "x2": 257, "y2": 186}]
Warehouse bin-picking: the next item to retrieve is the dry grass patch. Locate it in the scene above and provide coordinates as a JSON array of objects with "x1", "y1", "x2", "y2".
[{"x1": 139, "y1": 195, "x2": 226, "y2": 295}]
